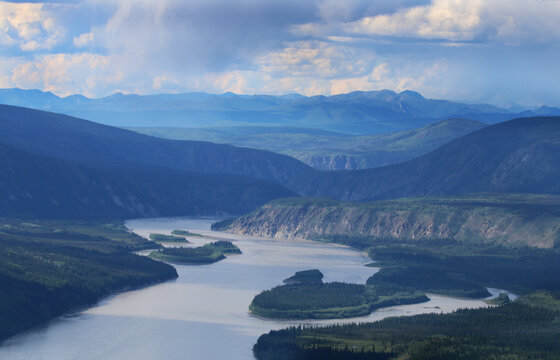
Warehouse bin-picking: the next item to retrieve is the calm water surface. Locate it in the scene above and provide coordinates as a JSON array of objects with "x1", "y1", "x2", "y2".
[{"x1": 0, "y1": 217, "x2": 513, "y2": 360}]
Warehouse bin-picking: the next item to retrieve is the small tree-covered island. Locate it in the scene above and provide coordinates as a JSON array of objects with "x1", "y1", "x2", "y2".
[
  {"x1": 149, "y1": 240, "x2": 241, "y2": 264},
  {"x1": 249, "y1": 270, "x2": 429, "y2": 319},
  {"x1": 149, "y1": 233, "x2": 190, "y2": 243},
  {"x1": 171, "y1": 229, "x2": 204, "y2": 237}
]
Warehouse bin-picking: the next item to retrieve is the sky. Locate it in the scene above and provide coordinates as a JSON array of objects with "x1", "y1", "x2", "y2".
[{"x1": 0, "y1": 0, "x2": 559, "y2": 106}]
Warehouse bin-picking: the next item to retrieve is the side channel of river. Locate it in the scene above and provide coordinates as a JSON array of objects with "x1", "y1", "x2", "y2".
[{"x1": 0, "y1": 217, "x2": 515, "y2": 360}]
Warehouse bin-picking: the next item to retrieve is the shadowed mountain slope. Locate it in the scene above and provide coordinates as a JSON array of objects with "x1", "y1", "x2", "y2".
[
  {"x1": 0, "y1": 104, "x2": 314, "y2": 188},
  {"x1": 0, "y1": 141, "x2": 295, "y2": 218},
  {"x1": 1, "y1": 105, "x2": 558, "y2": 207},
  {"x1": 297, "y1": 117, "x2": 560, "y2": 200}
]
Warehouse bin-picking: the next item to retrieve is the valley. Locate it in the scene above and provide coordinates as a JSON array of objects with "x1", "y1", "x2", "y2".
[
  {"x1": 1, "y1": 105, "x2": 559, "y2": 208},
  {"x1": 128, "y1": 118, "x2": 487, "y2": 170},
  {"x1": 294, "y1": 117, "x2": 560, "y2": 200},
  {"x1": 1, "y1": 1, "x2": 559, "y2": 358},
  {"x1": 0, "y1": 97, "x2": 559, "y2": 359}
]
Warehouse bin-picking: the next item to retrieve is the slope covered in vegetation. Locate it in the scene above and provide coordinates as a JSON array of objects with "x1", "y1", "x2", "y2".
[
  {"x1": 253, "y1": 291, "x2": 560, "y2": 360},
  {"x1": 297, "y1": 117, "x2": 560, "y2": 200},
  {"x1": 0, "y1": 219, "x2": 177, "y2": 341},
  {"x1": 131, "y1": 118, "x2": 486, "y2": 170},
  {"x1": 0, "y1": 141, "x2": 294, "y2": 219},
  {"x1": 250, "y1": 270, "x2": 428, "y2": 320}
]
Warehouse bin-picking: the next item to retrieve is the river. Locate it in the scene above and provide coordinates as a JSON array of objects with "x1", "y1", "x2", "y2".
[{"x1": 0, "y1": 217, "x2": 514, "y2": 360}]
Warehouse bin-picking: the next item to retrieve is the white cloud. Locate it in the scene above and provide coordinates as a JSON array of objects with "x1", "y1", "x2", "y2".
[
  {"x1": 347, "y1": 0, "x2": 484, "y2": 41},
  {"x1": 73, "y1": 32, "x2": 94, "y2": 47},
  {"x1": 193, "y1": 58, "x2": 449, "y2": 98},
  {"x1": 10, "y1": 53, "x2": 119, "y2": 97},
  {"x1": 0, "y1": 0, "x2": 559, "y2": 106},
  {"x1": 258, "y1": 41, "x2": 375, "y2": 79},
  {"x1": 327, "y1": 61, "x2": 448, "y2": 96},
  {"x1": 344, "y1": 0, "x2": 560, "y2": 44},
  {"x1": 87, "y1": 0, "x2": 320, "y2": 73},
  {"x1": 209, "y1": 71, "x2": 251, "y2": 94},
  {"x1": 0, "y1": 1, "x2": 65, "y2": 51}
]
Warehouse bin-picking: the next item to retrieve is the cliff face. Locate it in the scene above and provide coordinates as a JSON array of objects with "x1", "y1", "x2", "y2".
[{"x1": 221, "y1": 196, "x2": 560, "y2": 248}]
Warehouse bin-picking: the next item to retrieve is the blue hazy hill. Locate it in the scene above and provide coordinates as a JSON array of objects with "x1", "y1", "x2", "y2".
[{"x1": 2, "y1": 88, "x2": 558, "y2": 134}]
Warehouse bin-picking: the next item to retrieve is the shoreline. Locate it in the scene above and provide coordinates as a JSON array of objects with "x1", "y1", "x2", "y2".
[{"x1": 2, "y1": 216, "x2": 515, "y2": 359}]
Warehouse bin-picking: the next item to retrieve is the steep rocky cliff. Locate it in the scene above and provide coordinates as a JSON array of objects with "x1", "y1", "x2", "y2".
[{"x1": 218, "y1": 195, "x2": 560, "y2": 248}]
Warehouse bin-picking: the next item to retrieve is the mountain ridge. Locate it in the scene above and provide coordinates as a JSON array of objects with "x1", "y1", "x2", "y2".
[
  {"x1": 2, "y1": 88, "x2": 558, "y2": 133},
  {"x1": 295, "y1": 116, "x2": 560, "y2": 200},
  {"x1": 0, "y1": 140, "x2": 295, "y2": 218},
  {"x1": 0, "y1": 104, "x2": 314, "y2": 188},
  {"x1": 1, "y1": 105, "x2": 559, "y2": 212}
]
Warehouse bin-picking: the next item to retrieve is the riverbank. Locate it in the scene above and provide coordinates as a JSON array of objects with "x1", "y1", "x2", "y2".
[
  {"x1": 0, "y1": 218, "x2": 178, "y2": 342},
  {"x1": 253, "y1": 290, "x2": 560, "y2": 360},
  {"x1": 0, "y1": 217, "x2": 507, "y2": 360}
]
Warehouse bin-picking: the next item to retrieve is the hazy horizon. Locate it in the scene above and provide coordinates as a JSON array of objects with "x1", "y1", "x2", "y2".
[
  {"x1": 1, "y1": 86, "x2": 557, "y2": 112},
  {"x1": 0, "y1": 0, "x2": 559, "y2": 107}
]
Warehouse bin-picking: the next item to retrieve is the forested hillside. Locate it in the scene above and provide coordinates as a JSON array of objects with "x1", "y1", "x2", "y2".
[
  {"x1": 253, "y1": 291, "x2": 560, "y2": 360},
  {"x1": 131, "y1": 118, "x2": 486, "y2": 170},
  {"x1": 0, "y1": 104, "x2": 313, "y2": 187},
  {"x1": 297, "y1": 117, "x2": 560, "y2": 200},
  {"x1": 0, "y1": 219, "x2": 177, "y2": 341},
  {"x1": 0, "y1": 141, "x2": 294, "y2": 218}
]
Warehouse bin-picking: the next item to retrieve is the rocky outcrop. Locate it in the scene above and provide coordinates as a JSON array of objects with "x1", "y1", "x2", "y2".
[{"x1": 220, "y1": 196, "x2": 560, "y2": 248}]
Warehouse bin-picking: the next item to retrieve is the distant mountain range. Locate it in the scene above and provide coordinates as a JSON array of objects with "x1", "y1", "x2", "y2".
[
  {"x1": 130, "y1": 118, "x2": 487, "y2": 170},
  {"x1": 2, "y1": 88, "x2": 559, "y2": 134}
]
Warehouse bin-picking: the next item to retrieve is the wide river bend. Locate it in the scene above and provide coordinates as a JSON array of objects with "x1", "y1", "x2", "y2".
[{"x1": 0, "y1": 217, "x2": 513, "y2": 360}]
